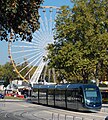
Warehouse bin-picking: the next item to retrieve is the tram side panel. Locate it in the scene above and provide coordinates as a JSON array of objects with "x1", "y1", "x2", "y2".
[
  {"x1": 38, "y1": 88, "x2": 48, "y2": 105},
  {"x1": 55, "y1": 89, "x2": 66, "y2": 108},
  {"x1": 66, "y1": 88, "x2": 84, "y2": 110},
  {"x1": 67, "y1": 89, "x2": 77, "y2": 110},
  {"x1": 47, "y1": 89, "x2": 55, "y2": 106},
  {"x1": 31, "y1": 88, "x2": 39, "y2": 103}
]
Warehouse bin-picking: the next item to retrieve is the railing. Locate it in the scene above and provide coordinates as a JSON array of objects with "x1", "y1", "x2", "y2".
[
  {"x1": 37, "y1": 108, "x2": 108, "y2": 120},
  {"x1": 35, "y1": 112, "x2": 102, "y2": 120},
  {"x1": 50, "y1": 113, "x2": 95, "y2": 120}
]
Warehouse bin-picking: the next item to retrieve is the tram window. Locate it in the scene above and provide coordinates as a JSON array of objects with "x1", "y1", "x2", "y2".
[
  {"x1": 48, "y1": 89, "x2": 54, "y2": 100},
  {"x1": 55, "y1": 90, "x2": 65, "y2": 101},
  {"x1": 67, "y1": 89, "x2": 81, "y2": 102},
  {"x1": 66, "y1": 90, "x2": 72, "y2": 101},
  {"x1": 48, "y1": 89, "x2": 54, "y2": 95},
  {"x1": 39, "y1": 89, "x2": 47, "y2": 97}
]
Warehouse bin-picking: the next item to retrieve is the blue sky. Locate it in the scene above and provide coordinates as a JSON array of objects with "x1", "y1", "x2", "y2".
[
  {"x1": 0, "y1": 41, "x2": 9, "y2": 65},
  {"x1": 0, "y1": 0, "x2": 73, "y2": 65},
  {"x1": 42, "y1": 0, "x2": 72, "y2": 7}
]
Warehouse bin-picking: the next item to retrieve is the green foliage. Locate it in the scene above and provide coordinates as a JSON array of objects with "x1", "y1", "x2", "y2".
[
  {"x1": 0, "y1": 65, "x2": 4, "y2": 79},
  {"x1": 47, "y1": 0, "x2": 108, "y2": 83},
  {"x1": 0, "y1": 0, "x2": 44, "y2": 41},
  {"x1": 0, "y1": 62, "x2": 18, "y2": 86}
]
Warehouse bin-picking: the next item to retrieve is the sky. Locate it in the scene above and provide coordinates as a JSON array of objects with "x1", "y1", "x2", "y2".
[{"x1": 0, "y1": 0, "x2": 73, "y2": 65}]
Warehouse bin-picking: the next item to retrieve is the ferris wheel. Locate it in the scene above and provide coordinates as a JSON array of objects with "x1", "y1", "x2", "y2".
[{"x1": 8, "y1": 6, "x2": 60, "y2": 86}]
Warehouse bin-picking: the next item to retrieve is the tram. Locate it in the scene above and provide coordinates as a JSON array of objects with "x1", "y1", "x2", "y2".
[{"x1": 30, "y1": 84, "x2": 102, "y2": 111}]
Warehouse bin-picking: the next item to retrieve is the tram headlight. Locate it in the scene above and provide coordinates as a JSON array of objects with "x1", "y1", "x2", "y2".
[{"x1": 86, "y1": 99, "x2": 90, "y2": 104}]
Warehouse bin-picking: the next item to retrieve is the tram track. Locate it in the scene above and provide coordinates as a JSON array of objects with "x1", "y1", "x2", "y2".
[
  {"x1": 7, "y1": 108, "x2": 47, "y2": 120},
  {"x1": 2, "y1": 110, "x2": 31, "y2": 120}
]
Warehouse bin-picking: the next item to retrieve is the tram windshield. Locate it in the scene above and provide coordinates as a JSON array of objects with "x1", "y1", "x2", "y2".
[
  {"x1": 84, "y1": 87, "x2": 98, "y2": 98},
  {"x1": 85, "y1": 91, "x2": 97, "y2": 98}
]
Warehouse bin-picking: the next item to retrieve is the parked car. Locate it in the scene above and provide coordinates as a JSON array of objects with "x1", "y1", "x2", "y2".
[{"x1": 0, "y1": 93, "x2": 4, "y2": 99}]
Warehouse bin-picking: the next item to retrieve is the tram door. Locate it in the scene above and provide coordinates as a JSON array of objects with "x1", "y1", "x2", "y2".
[{"x1": 67, "y1": 89, "x2": 79, "y2": 110}]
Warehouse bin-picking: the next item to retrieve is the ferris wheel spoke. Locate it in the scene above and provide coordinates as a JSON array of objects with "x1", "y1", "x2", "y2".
[
  {"x1": 39, "y1": 16, "x2": 46, "y2": 33},
  {"x1": 30, "y1": 60, "x2": 46, "y2": 83},
  {"x1": 24, "y1": 65, "x2": 35, "y2": 79},
  {"x1": 12, "y1": 49, "x2": 43, "y2": 61},
  {"x1": 33, "y1": 29, "x2": 47, "y2": 40},
  {"x1": 19, "y1": 52, "x2": 41, "y2": 73},
  {"x1": 33, "y1": 10, "x2": 53, "y2": 44},
  {"x1": 33, "y1": 30, "x2": 43, "y2": 41},
  {"x1": 33, "y1": 25, "x2": 49, "y2": 44},
  {"x1": 18, "y1": 52, "x2": 43, "y2": 74},
  {"x1": 21, "y1": 41, "x2": 39, "y2": 46},
  {"x1": 24, "y1": 57, "x2": 43, "y2": 78},
  {"x1": 35, "y1": 28, "x2": 45, "y2": 39},
  {"x1": 12, "y1": 45, "x2": 38, "y2": 49},
  {"x1": 32, "y1": 33, "x2": 45, "y2": 44},
  {"x1": 49, "y1": 10, "x2": 53, "y2": 35},
  {"x1": 16, "y1": 51, "x2": 43, "y2": 67},
  {"x1": 13, "y1": 51, "x2": 38, "y2": 61},
  {"x1": 11, "y1": 48, "x2": 39, "y2": 54},
  {"x1": 39, "y1": 13, "x2": 48, "y2": 35},
  {"x1": 44, "y1": 11, "x2": 50, "y2": 35},
  {"x1": 15, "y1": 41, "x2": 37, "y2": 46},
  {"x1": 35, "y1": 17, "x2": 46, "y2": 37},
  {"x1": 32, "y1": 37, "x2": 48, "y2": 50}
]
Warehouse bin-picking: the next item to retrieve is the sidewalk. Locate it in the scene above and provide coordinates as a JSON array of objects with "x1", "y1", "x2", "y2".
[{"x1": 101, "y1": 104, "x2": 108, "y2": 112}]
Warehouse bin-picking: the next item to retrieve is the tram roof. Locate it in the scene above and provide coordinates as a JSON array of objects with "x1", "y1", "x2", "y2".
[
  {"x1": 55, "y1": 84, "x2": 69, "y2": 89},
  {"x1": 54, "y1": 84, "x2": 97, "y2": 89},
  {"x1": 33, "y1": 83, "x2": 97, "y2": 89},
  {"x1": 33, "y1": 84, "x2": 55, "y2": 89},
  {"x1": 55, "y1": 84, "x2": 83, "y2": 89},
  {"x1": 48, "y1": 85, "x2": 56, "y2": 89},
  {"x1": 67, "y1": 84, "x2": 83, "y2": 89}
]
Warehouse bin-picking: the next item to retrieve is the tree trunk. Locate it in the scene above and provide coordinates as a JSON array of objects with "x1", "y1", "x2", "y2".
[{"x1": 82, "y1": 68, "x2": 88, "y2": 84}]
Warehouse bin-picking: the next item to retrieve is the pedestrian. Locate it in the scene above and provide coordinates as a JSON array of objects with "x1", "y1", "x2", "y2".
[{"x1": 105, "y1": 116, "x2": 108, "y2": 120}]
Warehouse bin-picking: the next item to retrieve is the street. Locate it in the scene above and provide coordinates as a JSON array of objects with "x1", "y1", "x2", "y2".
[{"x1": 0, "y1": 99, "x2": 108, "y2": 120}]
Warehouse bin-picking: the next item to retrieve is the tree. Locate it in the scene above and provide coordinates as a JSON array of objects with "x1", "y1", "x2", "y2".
[
  {"x1": 0, "y1": 65, "x2": 4, "y2": 80},
  {"x1": 0, "y1": 62, "x2": 18, "y2": 86},
  {"x1": 0, "y1": 0, "x2": 43, "y2": 42},
  {"x1": 47, "y1": 0, "x2": 108, "y2": 83}
]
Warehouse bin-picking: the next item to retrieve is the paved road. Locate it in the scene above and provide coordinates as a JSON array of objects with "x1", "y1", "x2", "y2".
[{"x1": 0, "y1": 99, "x2": 108, "y2": 120}]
